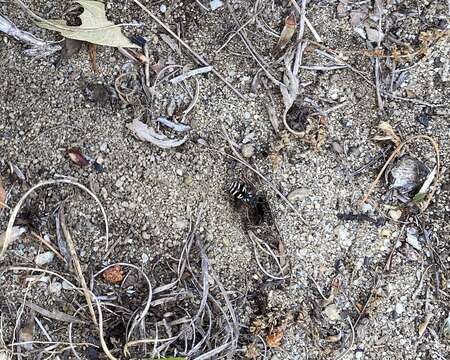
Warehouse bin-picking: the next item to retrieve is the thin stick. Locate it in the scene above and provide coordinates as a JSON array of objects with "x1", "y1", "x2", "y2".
[
  {"x1": 225, "y1": 0, "x2": 285, "y2": 88},
  {"x1": 130, "y1": 0, "x2": 248, "y2": 100},
  {"x1": 30, "y1": 232, "x2": 64, "y2": 261},
  {"x1": 1, "y1": 179, "x2": 109, "y2": 257},
  {"x1": 59, "y1": 204, "x2": 97, "y2": 326}
]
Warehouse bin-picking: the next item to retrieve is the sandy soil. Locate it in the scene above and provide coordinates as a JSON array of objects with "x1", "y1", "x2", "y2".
[{"x1": 0, "y1": 0, "x2": 449, "y2": 359}]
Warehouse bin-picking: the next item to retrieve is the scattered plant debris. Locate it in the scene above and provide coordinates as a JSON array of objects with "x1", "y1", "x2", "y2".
[{"x1": 36, "y1": 0, "x2": 139, "y2": 48}]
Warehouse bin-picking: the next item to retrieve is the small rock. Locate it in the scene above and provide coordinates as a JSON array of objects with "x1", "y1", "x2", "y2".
[
  {"x1": 62, "y1": 280, "x2": 75, "y2": 290},
  {"x1": 243, "y1": 111, "x2": 251, "y2": 120},
  {"x1": 241, "y1": 144, "x2": 255, "y2": 158},
  {"x1": 389, "y1": 209, "x2": 402, "y2": 221},
  {"x1": 48, "y1": 282, "x2": 62, "y2": 295},
  {"x1": 334, "y1": 225, "x2": 352, "y2": 247},
  {"x1": 287, "y1": 188, "x2": 310, "y2": 202},
  {"x1": 176, "y1": 168, "x2": 183, "y2": 176},
  {"x1": 332, "y1": 141, "x2": 345, "y2": 155},
  {"x1": 160, "y1": 4, "x2": 167, "y2": 13},
  {"x1": 99, "y1": 142, "x2": 107, "y2": 152},
  {"x1": 142, "y1": 253, "x2": 149, "y2": 264},
  {"x1": 323, "y1": 304, "x2": 341, "y2": 321},
  {"x1": 395, "y1": 302, "x2": 405, "y2": 316},
  {"x1": 210, "y1": 0, "x2": 224, "y2": 10},
  {"x1": 416, "y1": 110, "x2": 431, "y2": 127},
  {"x1": 406, "y1": 227, "x2": 422, "y2": 251},
  {"x1": 35, "y1": 252, "x2": 55, "y2": 266},
  {"x1": 184, "y1": 175, "x2": 193, "y2": 185},
  {"x1": 142, "y1": 232, "x2": 151, "y2": 240},
  {"x1": 173, "y1": 219, "x2": 189, "y2": 230}
]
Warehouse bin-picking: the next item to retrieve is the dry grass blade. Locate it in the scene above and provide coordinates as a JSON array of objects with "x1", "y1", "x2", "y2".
[
  {"x1": 1, "y1": 179, "x2": 109, "y2": 257},
  {"x1": 18, "y1": 300, "x2": 84, "y2": 324},
  {"x1": 59, "y1": 204, "x2": 97, "y2": 326},
  {"x1": 93, "y1": 263, "x2": 153, "y2": 341}
]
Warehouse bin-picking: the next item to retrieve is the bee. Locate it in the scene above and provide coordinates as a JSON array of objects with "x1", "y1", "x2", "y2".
[
  {"x1": 228, "y1": 180, "x2": 265, "y2": 225},
  {"x1": 228, "y1": 181, "x2": 258, "y2": 205}
]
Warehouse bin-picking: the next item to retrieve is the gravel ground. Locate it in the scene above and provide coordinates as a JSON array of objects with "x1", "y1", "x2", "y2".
[{"x1": 0, "y1": 0, "x2": 449, "y2": 359}]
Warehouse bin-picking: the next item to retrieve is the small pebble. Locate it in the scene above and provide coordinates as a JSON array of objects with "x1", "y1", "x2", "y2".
[
  {"x1": 332, "y1": 141, "x2": 345, "y2": 155},
  {"x1": 241, "y1": 144, "x2": 255, "y2": 158},
  {"x1": 35, "y1": 251, "x2": 55, "y2": 266},
  {"x1": 160, "y1": 4, "x2": 167, "y2": 13},
  {"x1": 184, "y1": 175, "x2": 193, "y2": 185},
  {"x1": 287, "y1": 188, "x2": 310, "y2": 202},
  {"x1": 210, "y1": 0, "x2": 224, "y2": 10},
  {"x1": 395, "y1": 302, "x2": 405, "y2": 315},
  {"x1": 389, "y1": 209, "x2": 402, "y2": 221},
  {"x1": 62, "y1": 280, "x2": 75, "y2": 290},
  {"x1": 323, "y1": 304, "x2": 341, "y2": 321},
  {"x1": 142, "y1": 253, "x2": 149, "y2": 264},
  {"x1": 49, "y1": 282, "x2": 62, "y2": 295}
]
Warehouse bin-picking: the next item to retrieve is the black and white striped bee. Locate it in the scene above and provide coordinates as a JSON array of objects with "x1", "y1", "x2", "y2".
[
  {"x1": 228, "y1": 180, "x2": 266, "y2": 225},
  {"x1": 228, "y1": 181, "x2": 258, "y2": 206}
]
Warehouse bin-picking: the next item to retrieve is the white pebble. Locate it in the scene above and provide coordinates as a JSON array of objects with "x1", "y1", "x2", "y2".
[
  {"x1": 160, "y1": 4, "x2": 167, "y2": 13},
  {"x1": 287, "y1": 188, "x2": 310, "y2": 202},
  {"x1": 49, "y1": 282, "x2": 62, "y2": 295},
  {"x1": 395, "y1": 302, "x2": 405, "y2": 315},
  {"x1": 35, "y1": 252, "x2": 55, "y2": 266},
  {"x1": 241, "y1": 144, "x2": 255, "y2": 158},
  {"x1": 210, "y1": 0, "x2": 224, "y2": 10}
]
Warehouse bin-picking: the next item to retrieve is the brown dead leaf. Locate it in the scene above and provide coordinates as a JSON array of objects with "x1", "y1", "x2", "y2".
[
  {"x1": 103, "y1": 265, "x2": 124, "y2": 284},
  {"x1": 272, "y1": 13, "x2": 296, "y2": 55},
  {"x1": 373, "y1": 122, "x2": 401, "y2": 147},
  {"x1": 266, "y1": 327, "x2": 284, "y2": 348},
  {"x1": 67, "y1": 148, "x2": 90, "y2": 167}
]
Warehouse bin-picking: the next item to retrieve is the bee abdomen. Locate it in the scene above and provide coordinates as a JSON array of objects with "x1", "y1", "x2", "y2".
[{"x1": 228, "y1": 181, "x2": 257, "y2": 204}]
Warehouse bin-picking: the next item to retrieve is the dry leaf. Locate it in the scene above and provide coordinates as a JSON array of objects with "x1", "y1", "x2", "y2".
[
  {"x1": 373, "y1": 122, "x2": 401, "y2": 147},
  {"x1": 0, "y1": 226, "x2": 27, "y2": 249},
  {"x1": 103, "y1": 265, "x2": 124, "y2": 284},
  {"x1": 273, "y1": 13, "x2": 296, "y2": 55},
  {"x1": 67, "y1": 148, "x2": 90, "y2": 167},
  {"x1": 266, "y1": 327, "x2": 284, "y2": 348},
  {"x1": 0, "y1": 181, "x2": 6, "y2": 208},
  {"x1": 36, "y1": 0, "x2": 138, "y2": 48},
  {"x1": 19, "y1": 314, "x2": 34, "y2": 351},
  {"x1": 418, "y1": 313, "x2": 432, "y2": 337},
  {"x1": 127, "y1": 119, "x2": 188, "y2": 149}
]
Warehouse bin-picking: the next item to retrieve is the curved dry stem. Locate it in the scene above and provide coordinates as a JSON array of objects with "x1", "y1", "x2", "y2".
[
  {"x1": 1, "y1": 179, "x2": 109, "y2": 257},
  {"x1": 93, "y1": 263, "x2": 153, "y2": 341}
]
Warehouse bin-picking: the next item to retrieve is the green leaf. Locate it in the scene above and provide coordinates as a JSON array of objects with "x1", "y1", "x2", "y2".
[
  {"x1": 36, "y1": 0, "x2": 138, "y2": 48},
  {"x1": 413, "y1": 192, "x2": 427, "y2": 203}
]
